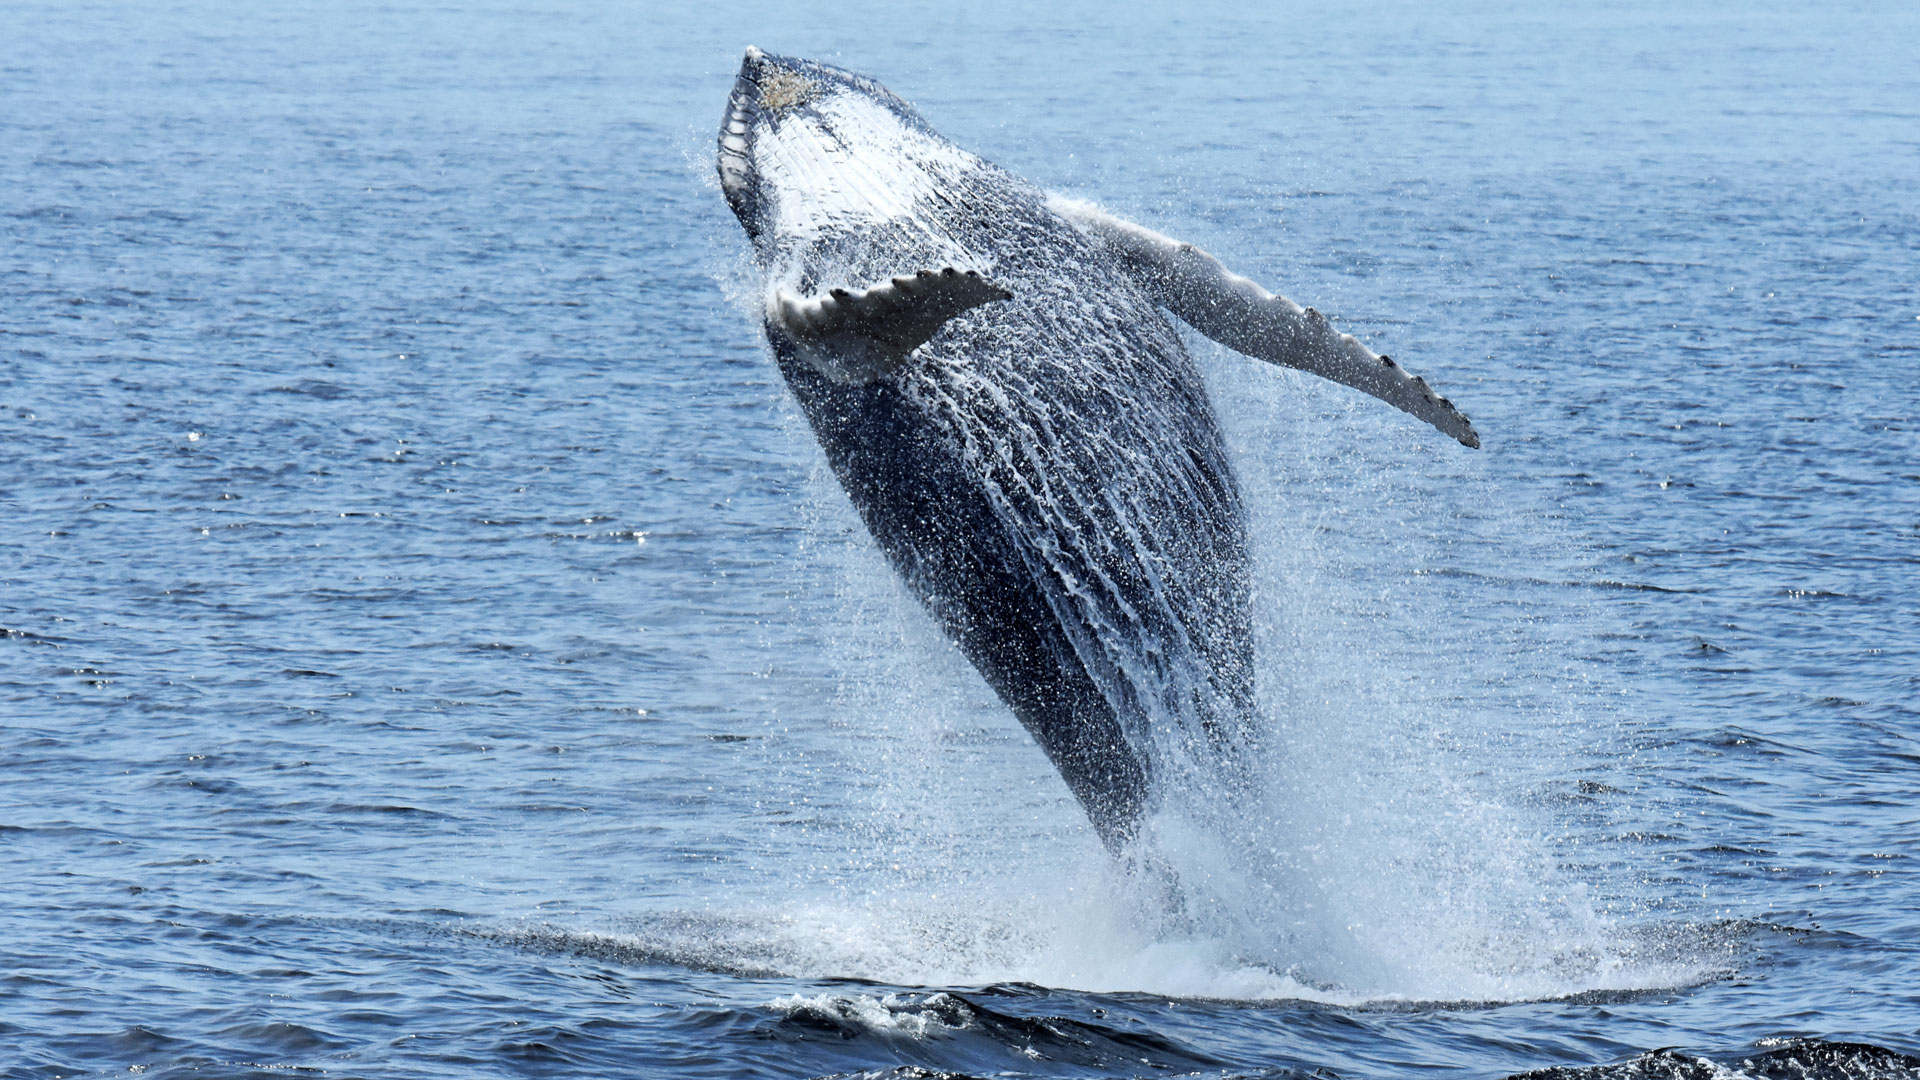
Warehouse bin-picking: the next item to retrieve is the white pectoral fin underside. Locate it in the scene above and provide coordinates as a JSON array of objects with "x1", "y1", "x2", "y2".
[
  {"x1": 1053, "y1": 197, "x2": 1480, "y2": 449},
  {"x1": 771, "y1": 267, "x2": 1013, "y2": 386}
]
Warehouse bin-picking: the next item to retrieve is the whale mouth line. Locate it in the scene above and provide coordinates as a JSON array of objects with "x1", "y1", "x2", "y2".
[{"x1": 717, "y1": 51, "x2": 766, "y2": 224}]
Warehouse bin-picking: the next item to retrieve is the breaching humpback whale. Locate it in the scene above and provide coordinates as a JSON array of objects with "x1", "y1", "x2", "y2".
[{"x1": 717, "y1": 48, "x2": 1477, "y2": 853}]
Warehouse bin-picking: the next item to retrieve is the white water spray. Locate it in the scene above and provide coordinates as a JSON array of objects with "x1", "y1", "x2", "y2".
[{"x1": 674, "y1": 327, "x2": 1717, "y2": 1005}]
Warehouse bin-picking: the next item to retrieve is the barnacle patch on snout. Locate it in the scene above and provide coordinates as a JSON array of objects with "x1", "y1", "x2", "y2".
[{"x1": 758, "y1": 68, "x2": 818, "y2": 113}]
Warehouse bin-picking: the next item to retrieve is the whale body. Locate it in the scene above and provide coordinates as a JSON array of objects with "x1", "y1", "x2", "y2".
[{"x1": 716, "y1": 48, "x2": 1477, "y2": 852}]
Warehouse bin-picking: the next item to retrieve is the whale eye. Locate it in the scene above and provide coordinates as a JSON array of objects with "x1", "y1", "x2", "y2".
[{"x1": 759, "y1": 69, "x2": 818, "y2": 113}]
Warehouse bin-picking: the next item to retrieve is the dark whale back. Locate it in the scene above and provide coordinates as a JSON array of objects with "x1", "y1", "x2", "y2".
[{"x1": 769, "y1": 159, "x2": 1257, "y2": 847}]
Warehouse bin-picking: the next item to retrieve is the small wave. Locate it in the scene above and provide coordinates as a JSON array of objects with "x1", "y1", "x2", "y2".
[
  {"x1": 767, "y1": 992, "x2": 972, "y2": 1041},
  {"x1": 810, "y1": 1060, "x2": 990, "y2": 1068},
  {"x1": 494, "y1": 907, "x2": 1338, "y2": 1000},
  {"x1": 485, "y1": 917, "x2": 789, "y2": 979},
  {"x1": 763, "y1": 990, "x2": 1223, "y2": 1072},
  {"x1": 1508, "y1": 1040, "x2": 1920, "y2": 1080},
  {"x1": 209, "y1": 1020, "x2": 346, "y2": 1053},
  {"x1": 485, "y1": 905, "x2": 1765, "y2": 1008}
]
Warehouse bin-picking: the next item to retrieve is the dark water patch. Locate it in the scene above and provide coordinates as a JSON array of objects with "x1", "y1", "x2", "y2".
[
  {"x1": 322, "y1": 803, "x2": 452, "y2": 817},
  {"x1": 212, "y1": 1020, "x2": 347, "y2": 1053},
  {"x1": 263, "y1": 380, "x2": 350, "y2": 400},
  {"x1": 151, "y1": 776, "x2": 249, "y2": 795},
  {"x1": 1696, "y1": 730, "x2": 1808, "y2": 757},
  {"x1": 1589, "y1": 580, "x2": 1703, "y2": 594},
  {"x1": 495, "y1": 1023, "x2": 600, "y2": 1064}
]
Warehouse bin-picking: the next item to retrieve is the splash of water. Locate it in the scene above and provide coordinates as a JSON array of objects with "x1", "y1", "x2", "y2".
[{"x1": 676, "y1": 327, "x2": 1719, "y2": 1004}]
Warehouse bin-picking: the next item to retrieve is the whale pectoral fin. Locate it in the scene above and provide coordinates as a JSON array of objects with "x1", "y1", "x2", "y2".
[
  {"x1": 771, "y1": 267, "x2": 1014, "y2": 386},
  {"x1": 1052, "y1": 197, "x2": 1480, "y2": 449}
]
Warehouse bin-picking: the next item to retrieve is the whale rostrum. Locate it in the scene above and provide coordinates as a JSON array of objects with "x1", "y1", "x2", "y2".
[{"x1": 773, "y1": 267, "x2": 1014, "y2": 386}]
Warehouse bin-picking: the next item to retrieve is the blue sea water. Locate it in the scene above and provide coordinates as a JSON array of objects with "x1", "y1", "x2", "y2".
[{"x1": 4, "y1": 1, "x2": 1918, "y2": 1077}]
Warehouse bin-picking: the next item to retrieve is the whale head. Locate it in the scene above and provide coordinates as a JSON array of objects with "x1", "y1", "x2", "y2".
[{"x1": 716, "y1": 47, "x2": 975, "y2": 252}]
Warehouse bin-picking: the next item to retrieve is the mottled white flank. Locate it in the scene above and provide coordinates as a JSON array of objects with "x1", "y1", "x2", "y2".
[{"x1": 1050, "y1": 195, "x2": 1480, "y2": 448}]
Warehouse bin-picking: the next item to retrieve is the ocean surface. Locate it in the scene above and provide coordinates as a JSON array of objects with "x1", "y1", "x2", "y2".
[{"x1": 4, "y1": 1, "x2": 1917, "y2": 1077}]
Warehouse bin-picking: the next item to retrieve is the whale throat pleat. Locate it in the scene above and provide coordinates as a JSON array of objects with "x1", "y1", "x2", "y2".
[{"x1": 1051, "y1": 196, "x2": 1481, "y2": 449}]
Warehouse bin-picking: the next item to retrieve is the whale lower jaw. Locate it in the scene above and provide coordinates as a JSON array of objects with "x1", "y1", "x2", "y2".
[{"x1": 717, "y1": 52, "x2": 763, "y2": 233}]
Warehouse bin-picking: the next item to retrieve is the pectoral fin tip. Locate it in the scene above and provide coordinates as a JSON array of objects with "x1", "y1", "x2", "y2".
[
  {"x1": 771, "y1": 267, "x2": 1013, "y2": 385},
  {"x1": 1048, "y1": 195, "x2": 1483, "y2": 450}
]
